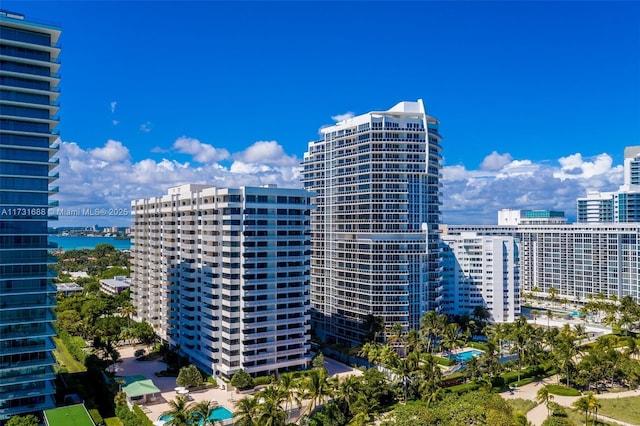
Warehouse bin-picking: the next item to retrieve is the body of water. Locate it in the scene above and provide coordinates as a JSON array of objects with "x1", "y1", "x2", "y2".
[{"x1": 50, "y1": 236, "x2": 132, "y2": 251}]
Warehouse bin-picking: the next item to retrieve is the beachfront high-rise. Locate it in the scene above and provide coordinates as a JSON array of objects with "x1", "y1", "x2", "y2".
[
  {"x1": 131, "y1": 185, "x2": 312, "y2": 378},
  {"x1": 440, "y1": 233, "x2": 520, "y2": 323},
  {"x1": 301, "y1": 100, "x2": 442, "y2": 346},
  {"x1": 577, "y1": 146, "x2": 640, "y2": 223},
  {"x1": 0, "y1": 10, "x2": 60, "y2": 420}
]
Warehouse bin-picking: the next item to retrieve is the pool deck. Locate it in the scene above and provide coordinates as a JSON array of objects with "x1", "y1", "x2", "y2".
[
  {"x1": 113, "y1": 346, "x2": 237, "y2": 425},
  {"x1": 113, "y1": 345, "x2": 363, "y2": 425}
]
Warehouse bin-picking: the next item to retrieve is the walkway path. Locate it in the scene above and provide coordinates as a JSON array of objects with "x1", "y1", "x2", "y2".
[{"x1": 501, "y1": 375, "x2": 640, "y2": 426}]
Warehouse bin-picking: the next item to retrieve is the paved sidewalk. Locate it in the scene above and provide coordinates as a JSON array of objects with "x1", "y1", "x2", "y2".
[{"x1": 500, "y1": 375, "x2": 640, "y2": 426}]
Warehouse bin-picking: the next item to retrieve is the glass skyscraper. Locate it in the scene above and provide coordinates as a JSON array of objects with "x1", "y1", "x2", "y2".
[{"x1": 0, "y1": 10, "x2": 60, "y2": 420}]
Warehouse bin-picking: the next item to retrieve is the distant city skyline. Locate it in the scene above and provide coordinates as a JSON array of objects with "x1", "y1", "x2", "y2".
[{"x1": 4, "y1": 1, "x2": 639, "y2": 227}]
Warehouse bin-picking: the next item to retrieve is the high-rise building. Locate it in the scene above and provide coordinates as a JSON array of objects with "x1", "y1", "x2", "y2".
[
  {"x1": 577, "y1": 146, "x2": 640, "y2": 223},
  {"x1": 0, "y1": 10, "x2": 60, "y2": 420},
  {"x1": 131, "y1": 184, "x2": 312, "y2": 379},
  {"x1": 440, "y1": 233, "x2": 520, "y2": 322},
  {"x1": 445, "y1": 223, "x2": 640, "y2": 302},
  {"x1": 301, "y1": 100, "x2": 442, "y2": 346}
]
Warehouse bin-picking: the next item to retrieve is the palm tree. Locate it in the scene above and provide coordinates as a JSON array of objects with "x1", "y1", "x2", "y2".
[
  {"x1": 419, "y1": 311, "x2": 439, "y2": 353},
  {"x1": 233, "y1": 396, "x2": 260, "y2": 426},
  {"x1": 625, "y1": 336, "x2": 640, "y2": 360},
  {"x1": 545, "y1": 309, "x2": 554, "y2": 330},
  {"x1": 535, "y1": 386, "x2": 554, "y2": 417},
  {"x1": 336, "y1": 374, "x2": 362, "y2": 412},
  {"x1": 465, "y1": 355, "x2": 480, "y2": 382},
  {"x1": 587, "y1": 392, "x2": 601, "y2": 423},
  {"x1": 119, "y1": 302, "x2": 137, "y2": 327},
  {"x1": 277, "y1": 372, "x2": 300, "y2": 418},
  {"x1": 509, "y1": 316, "x2": 532, "y2": 382},
  {"x1": 189, "y1": 400, "x2": 217, "y2": 426},
  {"x1": 256, "y1": 389, "x2": 288, "y2": 426},
  {"x1": 555, "y1": 333, "x2": 579, "y2": 386},
  {"x1": 301, "y1": 368, "x2": 332, "y2": 414},
  {"x1": 161, "y1": 395, "x2": 192, "y2": 426},
  {"x1": 573, "y1": 392, "x2": 600, "y2": 425},
  {"x1": 441, "y1": 323, "x2": 465, "y2": 355},
  {"x1": 573, "y1": 395, "x2": 590, "y2": 425}
]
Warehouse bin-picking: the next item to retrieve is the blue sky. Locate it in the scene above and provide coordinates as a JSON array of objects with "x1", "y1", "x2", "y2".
[{"x1": 6, "y1": 1, "x2": 640, "y2": 226}]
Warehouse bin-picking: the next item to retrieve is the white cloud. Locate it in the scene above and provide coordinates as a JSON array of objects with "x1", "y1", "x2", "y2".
[
  {"x1": 112, "y1": 120, "x2": 119, "y2": 126},
  {"x1": 441, "y1": 151, "x2": 624, "y2": 225},
  {"x1": 110, "y1": 101, "x2": 117, "y2": 113},
  {"x1": 52, "y1": 138, "x2": 303, "y2": 227},
  {"x1": 172, "y1": 136, "x2": 230, "y2": 163},
  {"x1": 50, "y1": 138, "x2": 626, "y2": 228},
  {"x1": 140, "y1": 122, "x2": 152, "y2": 133},
  {"x1": 151, "y1": 146, "x2": 169, "y2": 153},
  {"x1": 89, "y1": 140, "x2": 130, "y2": 162},
  {"x1": 553, "y1": 152, "x2": 617, "y2": 180},
  {"x1": 331, "y1": 112, "x2": 355, "y2": 122},
  {"x1": 480, "y1": 151, "x2": 513, "y2": 171},
  {"x1": 233, "y1": 141, "x2": 299, "y2": 166}
]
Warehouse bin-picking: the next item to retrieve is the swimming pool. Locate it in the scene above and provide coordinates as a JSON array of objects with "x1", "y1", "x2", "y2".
[
  {"x1": 444, "y1": 349, "x2": 483, "y2": 362},
  {"x1": 158, "y1": 406, "x2": 233, "y2": 425}
]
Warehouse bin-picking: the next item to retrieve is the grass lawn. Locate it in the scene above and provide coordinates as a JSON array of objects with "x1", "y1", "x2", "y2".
[
  {"x1": 565, "y1": 409, "x2": 626, "y2": 426},
  {"x1": 546, "y1": 384, "x2": 581, "y2": 396},
  {"x1": 597, "y1": 396, "x2": 640, "y2": 425},
  {"x1": 105, "y1": 417, "x2": 124, "y2": 426},
  {"x1": 44, "y1": 404, "x2": 94, "y2": 426},
  {"x1": 54, "y1": 337, "x2": 86, "y2": 373},
  {"x1": 506, "y1": 398, "x2": 537, "y2": 414}
]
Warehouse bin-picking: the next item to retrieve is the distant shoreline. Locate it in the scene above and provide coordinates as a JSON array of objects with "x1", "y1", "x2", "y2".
[{"x1": 50, "y1": 235, "x2": 132, "y2": 251}]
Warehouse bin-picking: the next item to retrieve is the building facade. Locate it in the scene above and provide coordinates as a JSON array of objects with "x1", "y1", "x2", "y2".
[
  {"x1": 445, "y1": 224, "x2": 640, "y2": 302},
  {"x1": 440, "y1": 233, "x2": 519, "y2": 322},
  {"x1": 577, "y1": 146, "x2": 640, "y2": 223},
  {"x1": 131, "y1": 184, "x2": 312, "y2": 378},
  {"x1": 0, "y1": 10, "x2": 60, "y2": 420},
  {"x1": 498, "y1": 209, "x2": 568, "y2": 226},
  {"x1": 301, "y1": 100, "x2": 442, "y2": 346}
]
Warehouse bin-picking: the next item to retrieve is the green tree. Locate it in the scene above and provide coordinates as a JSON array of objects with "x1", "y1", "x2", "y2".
[
  {"x1": 233, "y1": 396, "x2": 259, "y2": 426},
  {"x1": 361, "y1": 314, "x2": 385, "y2": 343},
  {"x1": 311, "y1": 351, "x2": 325, "y2": 370},
  {"x1": 177, "y1": 364, "x2": 203, "y2": 388},
  {"x1": 6, "y1": 414, "x2": 39, "y2": 426},
  {"x1": 256, "y1": 385, "x2": 288, "y2": 426},
  {"x1": 114, "y1": 391, "x2": 128, "y2": 406},
  {"x1": 231, "y1": 369, "x2": 254, "y2": 391},
  {"x1": 301, "y1": 368, "x2": 332, "y2": 414},
  {"x1": 161, "y1": 395, "x2": 192, "y2": 426},
  {"x1": 188, "y1": 400, "x2": 217, "y2": 426},
  {"x1": 536, "y1": 386, "x2": 554, "y2": 417},
  {"x1": 573, "y1": 395, "x2": 590, "y2": 425}
]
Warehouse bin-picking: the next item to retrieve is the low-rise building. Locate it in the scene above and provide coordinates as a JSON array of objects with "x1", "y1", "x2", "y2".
[{"x1": 99, "y1": 276, "x2": 131, "y2": 295}]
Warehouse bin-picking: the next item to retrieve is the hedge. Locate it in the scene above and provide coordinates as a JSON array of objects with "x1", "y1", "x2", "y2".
[
  {"x1": 545, "y1": 384, "x2": 581, "y2": 396},
  {"x1": 467, "y1": 342, "x2": 489, "y2": 351},
  {"x1": 446, "y1": 382, "x2": 481, "y2": 394},
  {"x1": 513, "y1": 377, "x2": 535, "y2": 387},
  {"x1": 56, "y1": 327, "x2": 87, "y2": 364},
  {"x1": 432, "y1": 355, "x2": 456, "y2": 366},
  {"x1": 115, "y1": 404, "x2": 153, "y2": 426},
  {"x1": 253, "y1": 375, "x2": 272, "y2": 386},
  {"x1": 88, "y1": 408, "x2": 104, "y2": 426}
]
